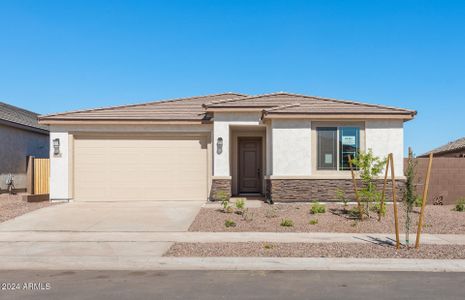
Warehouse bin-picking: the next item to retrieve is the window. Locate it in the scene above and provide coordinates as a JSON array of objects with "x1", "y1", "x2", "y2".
[{"x1": 317, "y1": 127, "x2": 360, "y2": 171}]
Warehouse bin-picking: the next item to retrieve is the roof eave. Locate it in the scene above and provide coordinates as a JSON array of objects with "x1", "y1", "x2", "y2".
[
  {"x1": 262, "y1": 112, "x2": 415, "y2": 120},
  {"x1": 38, "y1": 118, "x2": 212, "y2": 125},
  {"x1": 0, "y1": 119, "x2": 49, "y2": 134}
]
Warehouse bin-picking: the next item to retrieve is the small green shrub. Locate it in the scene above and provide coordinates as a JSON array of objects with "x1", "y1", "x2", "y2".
[
  {"x1": 235, "y1": 198, "x2": 246, "y2": 210},
  {"x1": 224, "y1": 219, "x2": 236, "y2": 228},
  {"x1": 336, "y1": 188, "x2": 349, "y2": 208},
  {"x1": 309, "y1": 219, "x2": 318, "y2": 225},
  {"x1": 241, "y1": 208, "x2": 254, "y2": 222},
  {"x1": 280, "y1": 218, "x2": 294, "y2": 227},
  {"x1": 455, "y1": 198, "x2": 465, "y2": 212},
  {"x1": 263, "y1": 243, "x2": 273, "y2": 249},
  {"x1": 216, "y1": 191, "x2": 230, "y2": 212},
  {"x1": 370, "y1": 201, "x2": 386, "y2": 216},
  {"x1": 349, "y1": 207, "x2": 362, "y2": 219},
  {"x1": 265, "y1": 207, "x2": 278, "y2": 218},
  {"x1": 414, "y1": 196, "x2": 423, "y2": 208},
  {"x1": 310, "y1": 202, "x2": 326, "y2": 214}
]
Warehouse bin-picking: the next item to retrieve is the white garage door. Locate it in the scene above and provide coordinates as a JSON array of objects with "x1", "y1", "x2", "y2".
[{"x1": 73, "y1": 136, "x2": 208, "y2": 201}]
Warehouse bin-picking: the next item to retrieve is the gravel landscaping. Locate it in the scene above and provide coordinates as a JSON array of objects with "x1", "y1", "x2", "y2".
[
  {"x1": 0, "y1": 193, "x2": 56, "y2": 223},
  {"x1": 189, "y1": 203, "x2": 465, "y2": 234},
  {"x1": 165, "y1": 242, "x2": 465, "y2": 259}
]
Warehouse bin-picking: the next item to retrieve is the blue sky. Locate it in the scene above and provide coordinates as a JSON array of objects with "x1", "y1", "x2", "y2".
[{"x1": 1, "y1": 0, "x2": 464, "y2": 155}]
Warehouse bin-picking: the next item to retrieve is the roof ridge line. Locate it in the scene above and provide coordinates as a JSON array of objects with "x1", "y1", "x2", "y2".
[
  {"x1": 40, "y1": 93, "x2": 247, "y2": 119},
  {"x1": 263, "y1": 102, "x2": 301, "y2": 112},
  {"x1": 204, "y1": 92, "x2": 284, "y2": 107}
]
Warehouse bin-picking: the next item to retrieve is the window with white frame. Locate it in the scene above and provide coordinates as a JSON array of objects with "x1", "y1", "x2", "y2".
[{"x1": 317, "y1": 127, "x2": 360, "y2": 171}]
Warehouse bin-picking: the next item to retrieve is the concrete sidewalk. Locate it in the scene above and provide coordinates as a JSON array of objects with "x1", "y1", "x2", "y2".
[
  {"x1": 1, "y1": 256, "x2": 465, "y2": 272},
  {"x1": 1, "y1": 231, "x2": 465, "y2": 245}
]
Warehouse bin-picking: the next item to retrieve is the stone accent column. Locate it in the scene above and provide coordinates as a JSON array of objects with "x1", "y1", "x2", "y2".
[{"x1": 210, "y1": 178, "x2": 232, "y2": 201}]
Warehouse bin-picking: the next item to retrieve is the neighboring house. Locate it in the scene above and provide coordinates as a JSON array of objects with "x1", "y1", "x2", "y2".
[
  {"x1": 38, "y1": 92, "x2": 416, "y2": 202},
  {"x1": 0, "y1": 102, "x2": 49, "y2": 192},
  {"x1": 419, "y1": 136, "x2": 465, "y2": 158},
  {"x1": 413, "y1": 136, "x2": 465, "y2": 205}
]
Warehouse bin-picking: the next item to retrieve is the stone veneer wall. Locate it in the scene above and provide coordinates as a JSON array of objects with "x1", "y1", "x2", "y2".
[
  {"x1": 266, "y1": 179, "x2": 406, "y2": 202},
  {"x1": 210, "y1": 178, "x2": 232, "y2": 201}
]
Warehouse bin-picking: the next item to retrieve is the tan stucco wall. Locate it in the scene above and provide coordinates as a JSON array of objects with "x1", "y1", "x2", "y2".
[{"x1": 0, "y1": 123, "x2": 49, "y2": 190}]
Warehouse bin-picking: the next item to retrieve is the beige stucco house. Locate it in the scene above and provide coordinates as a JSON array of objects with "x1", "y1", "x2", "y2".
[
  {"x1": 0, "y1": 102, "x2": 49, "y2": 192},
  {"x1": 39, "y1": 92, "x2": 416, "y2": 202}
]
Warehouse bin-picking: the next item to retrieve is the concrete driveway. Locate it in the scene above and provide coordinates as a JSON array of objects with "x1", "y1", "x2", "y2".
[
  {"x1": 0, "y1": 201, "x2": 204, "y2": 261},
  {"x1": 0, "y1": 201, "x2": 203, "y2": 232}
]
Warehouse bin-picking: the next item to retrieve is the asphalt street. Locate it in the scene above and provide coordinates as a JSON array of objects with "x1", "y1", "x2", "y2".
[{"x1": 1, "y1": 270, "x2": 465, "y2": 300}]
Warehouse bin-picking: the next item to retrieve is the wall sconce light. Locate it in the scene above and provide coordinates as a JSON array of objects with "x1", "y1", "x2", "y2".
[
  {"x1": 53, "y1": 138, "x2": 60, "y2": 156},
  {"x1": 217, "y1": 137, "x2": 223, "y2": 154}
]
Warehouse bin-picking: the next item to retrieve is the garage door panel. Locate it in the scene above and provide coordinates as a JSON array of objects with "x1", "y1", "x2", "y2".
[{"x1": 74, "y1": 136, "x2": 208, "y2": 201}]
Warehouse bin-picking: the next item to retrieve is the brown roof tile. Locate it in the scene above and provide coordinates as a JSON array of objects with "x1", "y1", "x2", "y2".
[
  {"x1": 420, "y1": 136, "x2": 465, "y2": 157},
  {"x1": 39, "y1": 91, "x2": 416, "y2": 123},
  {"x1": 40, "y1": 93, "x2": 247, "y2": 121},
  {"x1": 0, "y1": 102, "x2": 49, "y2": 131},
  {"x1": 207, "y1": 92, "x2": 416, "y2": 116}
]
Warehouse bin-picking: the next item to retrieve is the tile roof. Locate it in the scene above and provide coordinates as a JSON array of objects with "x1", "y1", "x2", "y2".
[
  {"x1": 420, "y1": 136, "x2": 465, "y2": 157},
  {"x1": 39, "y1": 91, "x2": 416, "y2": 123},
  {"x1": 0, "y1": 102, "x2": 48, "y2": 132},
  {"x1": 206, "y1": 92, "x2": 416, "y2": 116},
  {"x1": 40, "y1": 93, "x2": 248, "y2": 121}
]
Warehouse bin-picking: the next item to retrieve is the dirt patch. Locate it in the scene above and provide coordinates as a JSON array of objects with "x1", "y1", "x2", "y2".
[
  {"x1": 0, "y1": 194, "x2": 57, "y2": 223},
  {"x1": 189, "y1": 203, "x2": 465, "y2": 234},
  {"x1": 165, "y1": 242, "x2": 465, "y2": 259}
]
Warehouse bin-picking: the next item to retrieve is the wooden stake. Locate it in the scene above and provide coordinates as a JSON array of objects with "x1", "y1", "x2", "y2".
[
  {"x1": 390, "y1": 154, "x2": 400, "y2": 249},
  {"x1": 379, "y1": 156, "x2": 390, "y2": 221},
  {"x1": 348, "y1": 155, "x2": 363, "y2": 220},
  {"x1": 415, "y1": 153, "x2": 433, "y2": 249}
]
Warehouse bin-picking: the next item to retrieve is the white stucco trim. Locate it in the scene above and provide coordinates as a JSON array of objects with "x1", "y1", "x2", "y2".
[
  {"x1": 271, "y1": 119, "x2": 312, "y2": 176},
  {"x1": 49, "y1": 132, "x2": 70, "y2": 200},
  {"x1": 365, "y1": 120, "x2": 404, "y2": 174}
]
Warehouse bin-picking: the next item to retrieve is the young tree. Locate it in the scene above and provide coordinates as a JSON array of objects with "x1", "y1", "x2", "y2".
[
  {"x1": 351, "y1": 149, "x2": 387, "y2": 219},
  {"x1": 404, "y1": 148, "x2": 417, "y2": 247}
]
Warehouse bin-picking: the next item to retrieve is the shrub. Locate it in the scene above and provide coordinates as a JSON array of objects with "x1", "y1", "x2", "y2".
[
  {"x1": 309, "y1": 219, "x2": 318, "y2": 225},
  {"x1": 336, "y1": 188, "x2": 348, "y2": 208},
  {"x1": 263, "y1": 243, "x2": 273, "y2": 250},
  {"x1": 241, "y1": 208, "x2": 254, "y2": 222},
  {"x1": 370, "y1": 200, "x2": 386, "y2": 216},
  {"x1": 414, "y1": 196, "x2": 423, "y2": 208},
  {"x1": 265, "y1": 207, "x2": 278, "y2": 218},
  {"x1": 455, "y1": 198, "x2": 465, "y2": 212},
  {"x1": 216, "y1": 191, "x2": 231, "y2": 213},
  {"x1": 310, "y1": 202, "x2": 326, "y2": 214},
  {"x1": 280, "y1": 218, "x2": 294, "y2": 227},
  {"x1": 224, "y1": 219, "x2": 236, "y2": 228},
  {"x1": 235, "y1": 198, "x2": 246, "y2": 210},
  {"x1": 224, "y1": 206, "x2": 234, "y2": 213},
  {"x1": 349, "y1": 207, "x2": 362, "y2": 219}
]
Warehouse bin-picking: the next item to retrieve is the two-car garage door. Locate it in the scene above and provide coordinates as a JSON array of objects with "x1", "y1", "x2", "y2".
[{"x1": 73, "y1": 136, "x2": 208, "y2": 201}]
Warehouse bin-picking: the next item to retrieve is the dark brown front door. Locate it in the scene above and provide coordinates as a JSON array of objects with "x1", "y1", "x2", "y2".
[{"x1": 238, "y1": 138, "x2": 262, "y2": 194}]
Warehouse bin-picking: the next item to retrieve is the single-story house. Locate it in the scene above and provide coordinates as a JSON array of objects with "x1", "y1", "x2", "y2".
[
  {"x1": 0, "y1": 102, "x2": 49, "y2": 192},
  {"x1": 38, "y1": 92, "x2": 416, "y2": 202},
  {"x1": 419, "y1": 136, "x2": 465, "y2": 158}
]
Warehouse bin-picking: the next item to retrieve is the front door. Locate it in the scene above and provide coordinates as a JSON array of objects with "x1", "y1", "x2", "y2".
[{"x1": 238, "y1": 138, "x2": 262, "y2": 194}]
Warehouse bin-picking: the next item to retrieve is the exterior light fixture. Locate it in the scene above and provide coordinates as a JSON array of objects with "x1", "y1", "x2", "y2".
[
  {"x1": 217, "y1": 137, "x2": 223, "y2": 154},
  {"x1": 53, "y1": 138, "x2": 60, "y2": 156}
]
